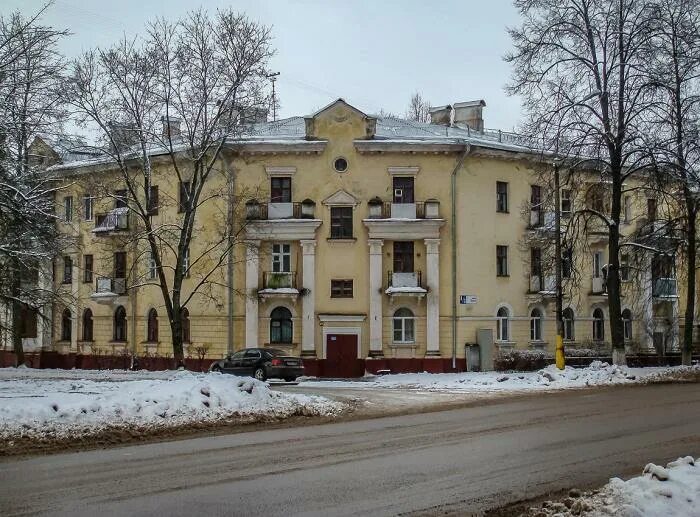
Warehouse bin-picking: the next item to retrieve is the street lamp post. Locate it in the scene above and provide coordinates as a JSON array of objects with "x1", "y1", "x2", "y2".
[{"x1": 554, "y1": 162, "x2": 566, "y2": 369}]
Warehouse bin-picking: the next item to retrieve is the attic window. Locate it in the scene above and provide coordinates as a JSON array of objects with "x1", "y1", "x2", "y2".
[{"x1": 333, "y1": 157, "x2": 348, "y2": 173}]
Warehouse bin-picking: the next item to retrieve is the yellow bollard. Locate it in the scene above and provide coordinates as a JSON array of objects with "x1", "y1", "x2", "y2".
[{"x1": 555, "y1": 334, "x2": 565, "y2": 370}]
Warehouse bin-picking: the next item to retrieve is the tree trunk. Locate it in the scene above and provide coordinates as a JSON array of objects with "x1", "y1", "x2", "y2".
[
  {"x1": 682, "y1": 199, "x2": 696, "y2": 366},
  {"x1": 170, "y1": 307, "x2": 185, "y2": 369},
  {"x1": 11, "y1": 263, "x2": 25, "y2": 367},
  {"x1": 608, "y1": 169, "x2": 626, "y2": 365}
]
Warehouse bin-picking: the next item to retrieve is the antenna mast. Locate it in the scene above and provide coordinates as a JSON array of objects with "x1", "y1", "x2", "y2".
[{"x1": 266, "y1": 72, "x2": 281, "y2": 121}]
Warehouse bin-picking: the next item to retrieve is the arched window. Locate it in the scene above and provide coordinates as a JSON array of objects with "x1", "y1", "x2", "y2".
[
  {"x1": 181, "y1": 307, "x2": 191, "y2": 343},
  {"x1": 563, "y1": 308, "x2": 575, "y2": 341},
  {"x1": 82, "y1": 309, "x2": 93, "y2": 342},
  {"x1": 592, "y1": 308, "x2": 605, "y2": 341},
  {"x1": 61, "y1": 309, "x2": 72, "y2": 342},
  {"x1": 530, "y1": 308, "x2": 543, "y2": 342},
  {"x1": 622, "y1": 309, "x2": 633, "y2": 341},
  {"x1": 147, "y1": 308, "x2": 158, "y2": 342},
  {"x1": 496, "y1": 307, "x2": 510, "y2": 341},
  {"x1": 393, "y1": 308, "x2": 415, "y2": 343},
  {"x1": 113, "y1": 305, "x2": 127, "y2": 342},
  {"x1": 270, "y1": 307, "x2": 292, "y2": 344}
]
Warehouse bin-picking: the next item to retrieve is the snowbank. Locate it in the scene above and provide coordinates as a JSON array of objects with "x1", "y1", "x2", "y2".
[
  {"x1": 0, "y1": 368, "x2": 345, "y2": 442},
  {"x1": 527, "y1": 456, "x2": 699, "y2": 516},
  {"x1": 301, "y1": 362, "x2": 700, "y2": 393}
]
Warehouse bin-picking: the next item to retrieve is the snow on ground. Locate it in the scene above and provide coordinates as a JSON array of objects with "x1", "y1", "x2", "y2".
[
  {"x1": 300, "y1": 361, "x2": 700, "y2": 393},
  {"x1": 526, "y1": 456, "x2": 699, "y2": 516},
  {"x1": 0, "y1": 368, "x2": 346, "y2": 442}
]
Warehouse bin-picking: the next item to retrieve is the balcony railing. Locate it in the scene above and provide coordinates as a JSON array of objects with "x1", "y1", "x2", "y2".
[
  {"x1": 367, "y1": 200, "x2": 440, "y2": 219},
  {"x1": 653, "y1": 277, "x2": 677, "y2": 297},
  {"x1": 262, "y1": 271, "x2": 297, "y2": 290},
  {"x1": 528, "y1": 210, "x2": 556, "y2": 230},
  {"x1": 95, "y1": 276, "x2": 126, "y2": 296},
  {"x1": 245, "y1": 200, "x2": 318, "y2": 220},
  {"x1": 529, "y1": 274, "x2": 556, "y2": 294},
  {"x1": 387, "y1": 270, "x2": 422, "y2": 288},
  {"x1": 93, "y1": 207, "x2": 129, "y2": 234},
  {"x1": 591, "y1": 276, "x2": 607, "y2": 295}
]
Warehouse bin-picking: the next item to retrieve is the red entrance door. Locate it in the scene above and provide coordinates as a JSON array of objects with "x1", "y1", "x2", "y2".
[{"x1": 325, "y1": 334, "x2": 360, "y2": 378}]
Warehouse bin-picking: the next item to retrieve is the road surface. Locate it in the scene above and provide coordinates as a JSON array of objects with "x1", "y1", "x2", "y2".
[{"x1": 1, "y1": 383, "x2": 699, "y2": 516}]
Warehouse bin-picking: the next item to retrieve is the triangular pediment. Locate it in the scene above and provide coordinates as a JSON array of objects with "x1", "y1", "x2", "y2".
[
  {"x1": 309, "y1": 98, "x2": 370, "y2": 120},
  {"x1": 304, "y1": 98, "x2": 376, "y2": 140},
  {"x1": 322, "y1": 189, "x2": 360, "y2": 207}
]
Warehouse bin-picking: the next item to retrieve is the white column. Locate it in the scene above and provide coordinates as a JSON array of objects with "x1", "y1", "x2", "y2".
[
  {"x1": 300, "y1": 239, "x2": 317, "y2": 356},
  {"x1": 642, "y1": 256, "x2": 654, "y2": 351},
  {"x1": 245, "y1": 240, "x2": 260, "y2": 349},
  {"x1": 425, "y1": 238, "x2": 441, "y2": 356},
  {"x1": 369, "y1": 239, "x2": 384, "y2": 357},
  {"x1": 71, "y1": 258, "x2": 79, "y2": 351},
  {"x1": 671, "y1": 300, "x2": 680, "y2": 351}
]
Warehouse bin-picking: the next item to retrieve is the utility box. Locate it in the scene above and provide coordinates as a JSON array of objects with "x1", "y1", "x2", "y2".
[
  {"x1": 465, "y1": 344, "x2": 480, "y2": 372},
  {"x1": 476, "y1": 328, "x2": 494, "y2": 371}
]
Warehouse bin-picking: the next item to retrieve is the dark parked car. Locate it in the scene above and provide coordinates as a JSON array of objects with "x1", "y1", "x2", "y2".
[{"x1": 209, "y1": 348, "x2": 304, "y2": 381}]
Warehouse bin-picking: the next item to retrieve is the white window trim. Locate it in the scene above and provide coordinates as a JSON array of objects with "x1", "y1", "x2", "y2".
[
  {"x1": 387, "y1": 166, "x2": 420, "y2": 177},
  {"x1": 64, "y1": 196, "x2": 73, "y2": 222},
  {"x1": 83, "y1": 194, "x2": 93, "y2": 221},
  {"x1": 272, "y1": 243, "x2": 291, "y2": 273},
  {"x1": 529, "y1": 308, "x2": 544, "y2": 342},
  {"x1": 392, "y1": 309, "x2": 415, "y2": 344},
  {"x1": 495, "y1": 304, "x2": 512, "y2": 342},
  {"x1": 265, "y1": 166, "x2": 296, "y2": 177},
  {"x1": 562, "y1": 307, "x2": 576, "y2": 341},
  {"x1": 148, "y1": 252, "x2": 157, "y2": 280}
]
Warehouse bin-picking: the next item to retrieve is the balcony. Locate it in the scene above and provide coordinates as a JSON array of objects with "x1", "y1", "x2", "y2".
[
  {"x1": 246, "y1": 199, "x2": 316, "y2": 220},
  {"x1": 385, "y1": 270, "x2": 426, "y2": 298},
  {"x1": 653, "y1": 277, "x2": 677, "y2": 298},
  {"x1": 591, "y1": 276, "x2": 607, "y2": 295},
  {"x1": 367, "y1": 199, "x2": 440, "y2": 220},
  {"x1": 93, "y1": 207, "x2": 129, "y2": 234},
  {"x1": 528, "y1": 274, "x2": 556, "y2": 295},
  {"x1": 258, "y1": 271, "x2": 299, "y2": 299},
  {"x1": 90, "y1": 276, "x2": 126, "y2": 304},
  {"x1": 528, "y1": 210, "x2": 556, "y2": 231}
]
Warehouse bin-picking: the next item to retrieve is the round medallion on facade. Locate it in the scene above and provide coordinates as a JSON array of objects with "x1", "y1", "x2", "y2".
[{"x1": 333, "y1": 157, "x2": 348, "y2": 173}]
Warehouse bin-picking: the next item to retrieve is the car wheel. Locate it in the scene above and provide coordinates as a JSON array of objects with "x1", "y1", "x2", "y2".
[
  {"x1": 284, "y1": 376, "x2": 296, "y2": 382},
  {"x1": 254, "y1": 367, "x2": 266, "y2": 381},
  {"x1": 211, "y1": 365, "x2": 221, "y2": 373}
]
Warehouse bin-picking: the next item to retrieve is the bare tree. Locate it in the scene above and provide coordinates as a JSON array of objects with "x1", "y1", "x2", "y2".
[
  {"x1": 405, "y1": 92, "x2": 431, "y2": 123},
  {"x1": 65, "y1": 8, "x2": 273, "y2": 367},
  {"x1": 506, "y1": 0, "x2": 657, "y2": 365},
  {"x1": 0, "y1": 7, "x2": 70, "y2": 366},
  {"x1": 643, "y1": 0, "x2": 700, "y2": 365}
]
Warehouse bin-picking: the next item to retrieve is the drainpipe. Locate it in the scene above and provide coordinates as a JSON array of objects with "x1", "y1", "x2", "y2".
[
  {"x1": 451, "y1": 143, "x2": 471, "y2": 370},
  {"x1": 223, "y1": 152, "x2": 236, "y2": 355}
]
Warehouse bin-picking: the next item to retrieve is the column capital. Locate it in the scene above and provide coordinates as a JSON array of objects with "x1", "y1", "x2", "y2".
[
  {"x1": 368, "y1": 239, "x2": 384, "y2": 255},
  {"x1": 424, "y1": 238, "x2": 441, "y2": 254},
  {"x1": 244, "y1": 239, "x2": 261, "y2": 248},
  {"x1": 300, "y1": 239, "x2": 317, "y2": 255}
]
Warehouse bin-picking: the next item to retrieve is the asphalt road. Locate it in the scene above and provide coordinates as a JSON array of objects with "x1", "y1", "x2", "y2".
[{"x1": 1, "y1": 383, "x2": 699, "y2": 517}]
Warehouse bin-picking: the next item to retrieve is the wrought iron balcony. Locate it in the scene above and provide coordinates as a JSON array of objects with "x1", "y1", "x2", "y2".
[
  {"x1": 367, "y1": 199, "x2": 440, "y2": 220},
  {"x1": 93, "y1": 207, "x2": 129, "y2": 234},
  {"x1": 652, "y1": 277, "x2": 677, "y2": 297},
  {"x1": 528, "y1": 274, "x2": 556, "y2": 294},
  {"x1": 91, "y1": 276, "x2": 127, "y2": 304},
  {"x1": 245, "y1": 199, "x2": 316, "y2": 220}
]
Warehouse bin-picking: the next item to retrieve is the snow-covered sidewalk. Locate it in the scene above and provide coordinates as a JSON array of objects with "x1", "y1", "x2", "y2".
[
  {"x1": 0, "y1": 368, "x2": 346, "y2": 445},
  {"x1": 526, "y1": 456, "x2": 699, "y2": 516},
  {"x1": 300, "y1": 361, "x2": 700, "y2": 393}
]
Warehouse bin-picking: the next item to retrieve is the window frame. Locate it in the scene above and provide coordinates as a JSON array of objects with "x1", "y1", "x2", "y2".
[
  {"x1": 530, "y1": 308, "x2": 543, "y2": 342},
  {"x1": 114, "y1": 251, "x2": 127, "y2": 279},
  {"x1": 64, "y1": 196, "x2": 73, "y2": 222},
  {"x1": 496, "y1": 245, "x2": 509, "y2": 277},
  {"x1": 181, "y1": 308, "x2": 191, "y2": 343},
  {"x1": 270, "y1": 306, "x2": 293, "y2": 344},
  {"x1": 115, "y1": 189, "x2": 128, "y2": 209},
  {"x1": 113, "y1": 306, "x2": 127, "y2": 343},
  {"x1": 563, "y1": 308, "x2": 575, "y2": 341},
  {"x1": 147, "y1": 185, "x2": 159, "y2": 216},
  {"x1": 61, "y1": 308, "x2": 72, "y2": 342},
  {"x1": 330, "y1": 206, "x2": 353, "y2": 239},
  {"x1": 393, "y1": 241, "x2": 415, "y2": 273},
  {"x1": 393, "y1": 176, "x2": 415, "y2": 204},
  {"x1": 622, "y1": 309, "x2": 633, "y2": 341},
  {"x1": 496, "y1": 181, "x2": 509, "y2": 213},
  {"x1": 270, "y1": 177, "x2": 292, "y2": 203},
  {"x1": 392, "y1": 308, "x2": 415, "y2": 344},
  {"x1": 63, "y1": 256, "x2": 73, "y2": 284},
  {"x1": 496, "y1": 307, "x2": 510, "y2": 342},
  {"x1": 592, "y1": 308, "x2": 605, "y2": 342},
  {"x1": 330, "y1": 279, "x2": 353, "y2": 298},
  {"x1": 147, "y1": 308, "x2": 159, "y2": 342},
  {"x1": 83, "y1": 254, "x2": 93, "y2": 284},
  {"x1": 148, "y1": 251, "x2": 157, "y2": 280},
  {"x1": 272, "y1": 243, "x2": 291, "y2": 273},
  {"x1": 82, "y1": 308, "x2": 93, "y2": 342},
  {"x1": 561, "y1": 189, "x2": 572, "y2": 216},
  {"x1": 83, "y1": 194, "x2": 93, "y2": 221}
]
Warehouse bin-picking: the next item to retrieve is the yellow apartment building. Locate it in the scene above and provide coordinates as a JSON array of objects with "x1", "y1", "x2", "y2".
[{"x1": 31, "y1": 98, "x2": 691, "y2": 375}]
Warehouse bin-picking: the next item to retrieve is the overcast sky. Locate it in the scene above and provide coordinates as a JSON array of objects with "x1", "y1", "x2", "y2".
[{"x1": 7, "y1": 0, "x2": 525, "y2": 131}]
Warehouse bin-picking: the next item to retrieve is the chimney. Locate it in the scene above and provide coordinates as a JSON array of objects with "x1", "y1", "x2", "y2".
[
  {"x1": 453, "y1": 100, "x2": 486, "y2": 132},
  {"x1": 429, "y1": 105, "x2": 452, "y2": 126},
  {"x1": 161, "y1": 116, "x2": 181, "y2": 139}
]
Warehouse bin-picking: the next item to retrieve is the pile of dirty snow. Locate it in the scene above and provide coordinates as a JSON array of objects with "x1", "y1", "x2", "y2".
[
  {"x1": 524, "y1": 456, "x2": 699, "y2": 516},
  {"x1": 0, "y1": 368, "x2": 345, "y2": 442},
  {"x1": 301, "y1": 362, "x2": 700, "y2": 393}
]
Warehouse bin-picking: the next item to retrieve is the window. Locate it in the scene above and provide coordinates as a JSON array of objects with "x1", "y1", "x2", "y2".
[
  {"x1": 562, "y1": 248, "x2": 573, "y2": 279},
  {"x1": 393, "y1": 308, "x2": 415, "y2": 343},
  {"x1": 113, "y1": 306, "x2": 127, "y2": 342},
  {"x1": 178, "y1": 181, "x2": 191, "y2": 212},
  {"x1": 531, "y1": 247, "x2": 542, "y2": 277},
  {"x1": 331, "y1": 279, "x2": 353, "y2": 298},
  {"x1": 272, "y1": 243, "x2": 291, "y2": 272},
  {"x1": 115, "y1": 189, "x2": 128, "y2": 209},
  {"x1": 647, "y1": 198, "x2": 657, "y2": 221},
  {"x1": 270, "y1": 177, "x2": 291, "y2": 203},
  {"x1": 496, "y1": 181, "x2": 508, "y2": 212},
  {"x1": 182, "y1": 248, "x2": 190, "y2": 277},
  {"x1": 393, "y1": 241, "x2": 414, "y2": 273},
  {"x1": 589, "y1": 188, "x2": 604, "y2": 212},
  {"x1": 147, "y1": 185, "x2": 159, "y2": 215},
  {"x1": 530, "y1": 308, "x2": 543, "y2": 341},
  {"x1": 147, "y1": 308, "x2": 158, "y2": 342},
  {"x1": 114, "y1": 251, "x2": 127, "y2": 279},
  {"x1": 83, "y1": 194, "x2": 93, "y2": 221},
  {"x1": 620, "y1": 254, "x2": 630, "y2": 281},
  {"x1": 82, "y1": 309, "x2": 93, "y2": 342},
  {"x1": 592, "y1": 251, "x2": 603, "y2": 278},
  {"x1": 330, "y1": 206, "x2": 353, "y2": 239},
  {"x1": 61, "y1": 308, "x2": 72, "y2": 342},
  {"x1": 64, "y1": 196, "x2": 73, "y2": 222},
  {"x1": 496, "y1": 307, "x2": 510, "y2": 341},
  {"x1": 181, "y1": 307, "x2": 191, "y2": 343},
  {"x1": 83, "y1": 255, "x2": 93, "y2": 283},
  {"x1": 622, "y1": 309, "x2": 633, "y2": 341},
  {"x1": 530, "y1": 185, "x2": 543, "y2": 226},
  {"x1": 148, "y1": 252, "x2": 157, "y2": 280},
  {"x1": 393, "y1": 177, "x2": 415, "y2": 203},
  {"x1": 19, "y1": 304, "x2": 37, "y2": 339},
  {"x1": 561, "y1": 189, "x2": 572, "y2": 216},
  {"x1": 592, "y1": 308, "x2": 605, "y2": 341},
  {"x1": 333, "y1": 157, "x2": 348, "y2": 173},
  {"x1": 563, "y1": 308, "x2": 575, "y2": 341},
  {"x1": 270, "y1": 306, "x2": 292, "y2": 344},
  {"x1": 496, "y1": 245, "x2": 508, "y2": 277},
  {"x1": 623, "y1": 195, "x2": 632, "y2": 223},
  {"x1": 63, "y1": 256, "x2": 73, "y2": 284}
]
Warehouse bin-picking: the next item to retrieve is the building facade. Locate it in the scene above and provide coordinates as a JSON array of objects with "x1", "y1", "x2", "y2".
[{"x1": 32, "y1": 99, "x2": 694, "y2": 374}]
